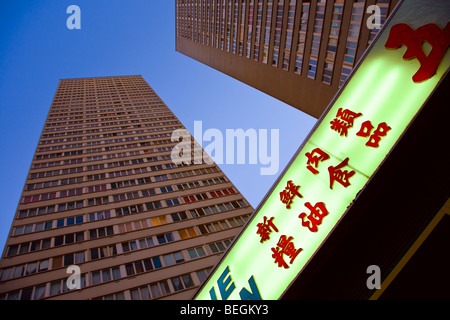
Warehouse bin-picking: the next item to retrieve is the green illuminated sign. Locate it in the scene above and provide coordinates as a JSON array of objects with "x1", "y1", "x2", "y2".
[{"x1": 195, "y1": 0, "x2": 450, "y2": 300}]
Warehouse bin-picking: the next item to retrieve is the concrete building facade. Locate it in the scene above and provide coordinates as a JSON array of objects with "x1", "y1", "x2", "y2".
[
  {"x1": 0, "y1": 75, "x2": 253, "y2": 300},
  {"x1": 176, "y1": 0, "x2": 399, "y2": 118}
]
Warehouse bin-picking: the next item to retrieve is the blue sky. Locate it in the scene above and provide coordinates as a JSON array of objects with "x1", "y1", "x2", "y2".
[{"x1": 0, "y1": 1, "x2": 316, "y2": 251}]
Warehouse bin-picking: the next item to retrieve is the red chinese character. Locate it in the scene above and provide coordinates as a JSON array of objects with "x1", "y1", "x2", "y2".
[
  {"x1": 356, "y1": 121, "x2": 391, "y2": 148},
  {"x1": 305, "y1": 148, "x2": 330, "y2": 174},
  {"x1": 330, "y1": 108, "x2": 363, "y2": 137},
  {"x1": 299, "y1": 202, "x2": 329, "y2": 233},
  {"x1": 356, "y1": 120, "x2": 374, "y2": 138},
  {"x1": 385, "y1": 22, "x2": 450, "y2": 83},
  {"x1": 256, "y1": 216, "x2": 279, "y2": 243},
  {"x1": 328, "y1": 157, "x2": 356, "y2": 189},
  {"x1": 280, "y1": 180, "x2": 303, "y2": 209},
  {"x1": 271, "y1": 235, "x2": 303, "y2": 269}
]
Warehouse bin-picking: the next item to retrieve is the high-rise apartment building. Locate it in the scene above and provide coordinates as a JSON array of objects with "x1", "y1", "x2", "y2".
[
  {"x1": 176, "y1": 0, "x2": 399, "y2": 118},
  {"x1": 0, "y1": 75, "x2": 254, "y2": 300}
]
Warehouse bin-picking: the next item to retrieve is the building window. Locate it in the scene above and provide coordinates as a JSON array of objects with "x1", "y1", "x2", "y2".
[
  {"x1": 295, "y1": 2, "x2": 310, "y2": 74},
  {"x1": 307, "y1": 1, "x2": 326, "y2": 79},
  {"x1": 156, "y1": 233, "x2": 175, "y2": 245},
  {"x1": 253, "y1": 0, "x2": 263, "y2": 60},
  {"x1": 368, "y1": 1, "x2": 390, "y2": 45},
  {"x1": 163, "y1": 251, "x2": 185, "y2": 267},
  {"x1": 171, "y1": 274, "x2": 195, "y2": 292},
  {"x1": 165, "y1": 198, "x2": 180, "y2": 207},
  {"x1": 188, "y1": 246, "x2": 207, "y2": 260},
  {"x1": 262, "y1": 1, "x2": 273, "y2": 64},
  {"x1": 322, "y1": 0, "x2": 343, "y2": 84},
  {"x1": 339, "y1": 2, "x2": 364, "y2": 87},
  {"x1": 129, "y1": 280, "x2": 171, "y2": 300},
  {"x1": 239, "y1": 0, "x2": 247, "y2": 56}
]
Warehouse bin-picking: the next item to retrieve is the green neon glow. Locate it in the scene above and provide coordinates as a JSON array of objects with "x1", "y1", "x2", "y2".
[{"x1": 195, "y1": 0, "x2": 450, "y2": 300}]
